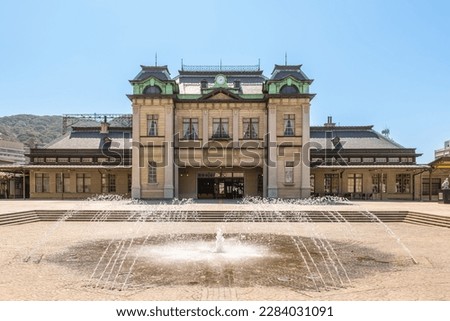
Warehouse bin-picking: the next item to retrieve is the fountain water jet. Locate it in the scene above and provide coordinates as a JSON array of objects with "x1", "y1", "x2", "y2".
[
  {"x1": 214, "y1": 228, "x2": 225, "y2": 253},
  {"x1": 26, "y1": 195, "x2": 418, "y2": 293}
]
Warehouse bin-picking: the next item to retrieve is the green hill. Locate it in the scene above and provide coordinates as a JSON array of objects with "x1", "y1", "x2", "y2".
[{"x1": 0, "y1": 114, "x2": 63, "y2": 148}]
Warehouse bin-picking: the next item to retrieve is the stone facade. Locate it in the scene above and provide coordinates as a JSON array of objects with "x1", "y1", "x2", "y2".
[{"x1": 128, "y1": 64, "x2": 314, "y2": 199}]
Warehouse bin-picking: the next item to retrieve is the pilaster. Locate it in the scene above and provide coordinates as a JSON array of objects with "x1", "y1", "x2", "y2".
[
  {"x1": 267, "y1": 104, "x2": 278, "y2": 198},
  {"x1": 300, "y1": 103, "x2": 311, "y2": 198},
  {"x1": 202, "y1": 110, "x2": 209, "y2": 144},
  {"x1": 163, "y1": 104, "x2": 174, "y2": 198},
  {"x1": 232, "y1": 108, "x2": 239, "y2": 148},
  {"x1": 131, "y1": 103, "x2": 141, "y2": 199}
]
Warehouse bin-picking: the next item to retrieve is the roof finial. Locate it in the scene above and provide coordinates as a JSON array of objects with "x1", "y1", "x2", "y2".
[
  {"x1": 181, "y1": 58, "x2": 184, "y2": 71},
  {"x1": 220, "y1": 58, "x2": 222, "y2": 71},
  {"x1": 258, "y1": 58, "x2": 261, "y2": 70},
  {"x1": 155, "y1": 52, "x2": 158, "y2": 66},
  {"x1": 285, "y1": 52, "x2": 288, "y2": 65}
]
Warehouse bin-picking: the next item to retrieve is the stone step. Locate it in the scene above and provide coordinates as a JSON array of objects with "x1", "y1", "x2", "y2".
[
  {"x1": 404, "y1": 213, "x2": 450, "y2": 228},
  {"x1": 0, "y1": 209, "x2": 449, "y2": 228},
  {"x1": 0, "y1": 211, "x2": 40, "y2": 226}
]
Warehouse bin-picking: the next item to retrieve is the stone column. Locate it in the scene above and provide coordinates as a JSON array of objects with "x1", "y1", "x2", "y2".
[
  {"x1": 163, "y1": 104, "x2": 174, "y2": 198},
  {"x1": 300, "y1": 103, "x2": 311, "y2": 198},
  {"x1": 232, "y1": 108, "x2": 239, "y2": 148},
  {"x1": 267, "y1": 104, "x2": 278, "y2": 198},
  {"x1": 173, "y1": 110, "x2": 179, "y2": 198},
  {"x1": 131, "y1": 103, "x2": 141, "y2": 199},
  {"x1": 203, "y1": 109, "x2": 209, "y2": 146}
]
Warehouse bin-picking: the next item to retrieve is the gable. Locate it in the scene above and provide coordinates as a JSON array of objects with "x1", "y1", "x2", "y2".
[
  {"x1": 207, "y1": 92, "x2": 236, "y2": 100},
  {"x1": 200, "y1": 89, "x2": 241, "y2": 101}
]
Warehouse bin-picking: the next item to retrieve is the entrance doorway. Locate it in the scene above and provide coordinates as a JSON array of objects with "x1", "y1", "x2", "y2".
[{"x1": 197, "y1": 172, "x2": 244, "y2": 199}]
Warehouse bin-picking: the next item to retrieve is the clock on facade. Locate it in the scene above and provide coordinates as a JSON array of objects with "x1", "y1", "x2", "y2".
[{"x1": 215, "y1": 74, "x2": 226, "y2": 85}]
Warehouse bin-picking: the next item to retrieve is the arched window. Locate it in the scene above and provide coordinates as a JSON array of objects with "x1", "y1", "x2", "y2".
[
  {"x1": 143, "y1": 85, "x2": 162, "y2": 95},
  {"x1": 280, "y1": 85, "x2": 299, "y2": 94}
]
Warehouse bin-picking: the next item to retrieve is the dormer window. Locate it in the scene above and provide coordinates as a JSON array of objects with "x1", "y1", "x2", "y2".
[
  {"x1": 233, "y1": 80, "x2": 241, "y2": 89},
  {"x1": 143, "y1": 85, "x2": 162, "y2": 95},
  {"x1": 280, "y1": 85, "x2": 299, "y2": 94},
  {"x1": 201, "y1": 80, "x2": 208, "y2": 89}
]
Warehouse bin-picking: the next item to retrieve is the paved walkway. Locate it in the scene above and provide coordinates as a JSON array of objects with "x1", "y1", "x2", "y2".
[{"x1": 0, "y1": 199, "x2": 449, "y2": 217}]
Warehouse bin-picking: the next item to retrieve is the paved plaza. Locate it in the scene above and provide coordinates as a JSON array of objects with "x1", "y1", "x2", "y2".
[{"x1": 0, "y1": 200, "x2": 450, "y2": 301}]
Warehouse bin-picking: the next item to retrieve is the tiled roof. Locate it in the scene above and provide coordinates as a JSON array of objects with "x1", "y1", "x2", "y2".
[
  {"x1": 44, "y1": 128, "x2": 131, "y2": 149},
  {"x1": 131, "y1": 65, "x2": 172, "y2": 82},
  {"x1": 270, "y1": 64, "x2": 311, "y2": 81},
  {"x1": 310, "y1": 126, "x2": 406, "y2": 149}
]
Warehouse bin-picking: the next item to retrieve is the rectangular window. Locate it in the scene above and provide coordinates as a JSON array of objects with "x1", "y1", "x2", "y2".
[
  {"x1": 389, "y1": 157, "x2": 400, "y2": 163},
  {"x1": 35, "y1": 173, "x2": 49, "y2": 193},
  {"x1": 76, "y1": 173, "x2": 91, "y2": 193},
  {"x1": 363, "y1": 157, "x2": 373, "y2": 163},
  {"x1": 56, "y1": 173, "x2": 70, "y2": 193},
  {"x1": 70, "y1": 157, "x2": 80, "y2": 163},
  {"x1": 422, "y1": 178, "x2": 441, "y2": 195},
  {"x1": 395, "y1": 174, "x2": 411, "y2": 193},
  {"x1": 283, "y1": 114, "x2": 295, "y2": 136},
  {"x1": 58, "y1": 157, "x2": 68, "y2": 163},
  {"x1": 212, "y1": 118, "x2": 230, "y2": 139},
  {"x1": 128, "y1": 173, "x2": 132, "y2": 193},
  {"x1": 324, "y1": 173, "x2": 339, "y2": 194},
  {"x1": 182, "y1": 118, "x2": 199, "y2": 140},
  {"x1": 45, "y1": 157, "x2": 56, "y2": 163},
  {"x1": 101, "y1": 173, "x2": 116, "y2": 193},
  {"x1": 147, "y1": 114, "x2": 158, "y2": 136},
  {"x1": 148, "y1": 161, "x2": 157, "y2": 183},
  {"x1": 284, "y1": 161, "x2": 294, "y2": 184},
  {"x1": 349, "y1": 158, "x2": 361, "y2": 163},
  {"x1": 348, "y1": 173, "x2": 363, "y2": 193},
  {"x1": 375, "y1": 157, "x2": 386, "y2": 163},
  {"x1": 82, "y1": 157, "x2": 93, "y2": 163},
  {"x1": 310, "y1": 174, "x2": 315, "y2": 194},
  {"x1": 372, "y1": 173, "x2": 387, "y2": 193},
  {"x1": 243, "y1": 118, "x2": 259, "y2": 139}
]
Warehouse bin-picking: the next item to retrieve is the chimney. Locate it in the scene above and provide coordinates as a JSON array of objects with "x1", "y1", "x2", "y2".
[
  {"x1": 100, "y1": 116, "x2": 109, "y2": 134},
  {"x1": 324, "y1": 116, "x2": 336, "y2": 127}
]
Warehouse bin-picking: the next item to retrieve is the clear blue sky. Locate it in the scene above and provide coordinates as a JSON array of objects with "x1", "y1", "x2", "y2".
[{"x1": 1, "y1": 0, "x2": 449, "y2": 162}]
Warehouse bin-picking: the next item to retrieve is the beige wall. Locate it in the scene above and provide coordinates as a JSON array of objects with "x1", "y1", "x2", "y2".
[
  {"x1": 268, "y1": 97, "x2": 310, "y2": 198},
  {"x1": 30, "y1": 168, "x2": 131, "y2": 199},
  {"x1": 131, "y1": 94, "x2": 312, "y2": 199},
  {"x1": 311, "y1": 168, "x2": 423, "y2": 200},
  {"x1": 132, "y1": 97, "x2": 174, "y2": 198}
]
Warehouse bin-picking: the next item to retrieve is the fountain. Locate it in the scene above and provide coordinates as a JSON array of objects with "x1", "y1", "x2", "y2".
[
  {"x1": 24, "y1": 195, "x2": 417, "y2": 294},
  {"x1": 214, "y1": 228, "x2": 225, "y2": 253}
]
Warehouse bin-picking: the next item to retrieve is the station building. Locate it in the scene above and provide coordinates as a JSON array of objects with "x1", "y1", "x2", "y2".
[{"x1": 1, "y1": 61, "x2": 447, "y2": 201}]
